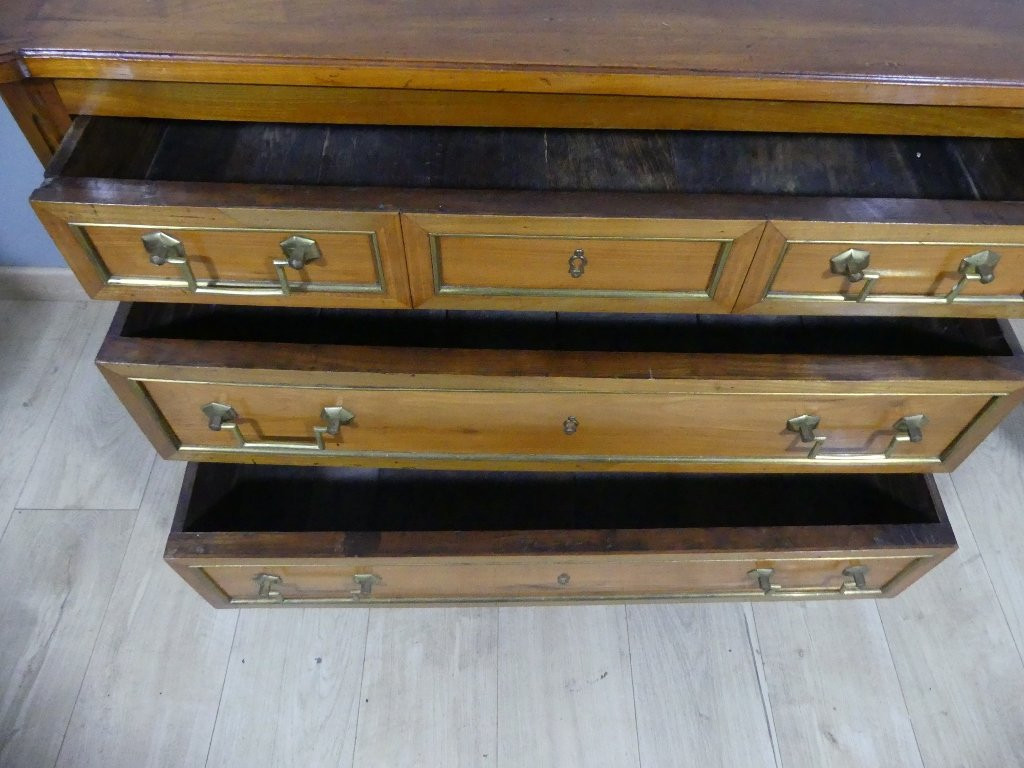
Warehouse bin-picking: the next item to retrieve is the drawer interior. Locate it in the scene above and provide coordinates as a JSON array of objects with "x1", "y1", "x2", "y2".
[
  {"x1": 119, "y1": 303, "x2": 1013, "y2": 356},
  {"x1": 180, "y1": 465, "x2": 943, "y2": 534},
  {"x1": 53, "y1": 117, "x2": 1024, "y2": 201}
]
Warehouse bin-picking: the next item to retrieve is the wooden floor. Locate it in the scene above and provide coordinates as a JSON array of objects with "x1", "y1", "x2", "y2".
[{"x1": 2, "y1": 297, "x2": 1024, "y2": 768}]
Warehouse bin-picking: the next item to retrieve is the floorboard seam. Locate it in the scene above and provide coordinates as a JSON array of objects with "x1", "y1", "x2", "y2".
[
  {"x1": 743, "y1": 604, "x2": 783, "y2": 768},
  {"x1": 949, "y1": 468, "x2": 1024, "y2": 669},
  {"x1": 201, "y1": 611, "x2": 241, "y2": 768},
  {"x1": 49, "y1": 499, "x2": 149, "y2": 768},
  {"x1": 872, "y1": 601, "x2": 928, "y2": 768},
  {"x1": 622, "y1": 606, "x2": 645, "y2": 768},
  {"x1": 346, "y1": 609, "x2": 373, "y2": 768},
  {"x1": 1, "y1": 305, "x2": 92, "y2": 539}
]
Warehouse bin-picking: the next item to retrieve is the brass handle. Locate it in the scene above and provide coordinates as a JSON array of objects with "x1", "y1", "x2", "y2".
[
  {"x1": 568, "y1": 248, "x2": 587, "y2": 278},
  {"x1": 786, "y1": 413, "x2": 928, "y2": 461},
  {"x1": 201, "y1": 402, "x2": 354, "y2": 451},
  {"x1": 563, "y1": 416, "x2": 579, "y2": 435},
  {"x1": 749, "y1": 566, "x2": 881, "y2": 597},
  {"x1": 945, "y1": 250, "x2": 1000, "y2": 302},
  {"x1": 241, "y1": 572, "x2": 381, "y2": 604},
  {"x1": 829, "y1": 247, "x2": 1001, "y2": 303},
  {"x1": 830, "y1": 248, "x2": 880, "y2": 302},
  {"x1": 142, "y1": 232, "x2": 321, "y2": 296},
  {"x1": 351, "y1": 573, "x2": 382, "y2": 599},
  {"x1": 253, "y1": 573, "x2": 283, "y2": 602}
]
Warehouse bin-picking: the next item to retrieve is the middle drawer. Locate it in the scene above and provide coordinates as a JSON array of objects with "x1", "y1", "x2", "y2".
[{"x1": 98, "y1": 306, "x2": 1024, "y2": 473}]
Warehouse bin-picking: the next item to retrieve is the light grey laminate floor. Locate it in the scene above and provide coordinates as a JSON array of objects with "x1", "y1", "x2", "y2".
[{"x1": 2, "y1": 298, "x2": 1023, "y2": 768}]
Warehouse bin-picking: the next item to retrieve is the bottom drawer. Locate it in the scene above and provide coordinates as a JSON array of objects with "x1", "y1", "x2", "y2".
[{"x1": 166, "y1": 466, "x2": 955, "y2": 606}]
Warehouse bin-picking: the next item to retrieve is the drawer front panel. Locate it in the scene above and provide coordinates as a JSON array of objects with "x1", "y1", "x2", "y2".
[
  {"x1": 191, "y1": 555, "x2": 925, "y2": 604},
  {"x1": 739, "y1": 221, "x2": 1024, "y2": 316},
  {"x1": 33, "y1": 200, "x2": 412, "y2": 308},
  {"x1": 139, "y1": 379, "x2": 995, "y2": 471},
  {"x1": 403, "y1": 214, "x2": 765, "y2": 312}
]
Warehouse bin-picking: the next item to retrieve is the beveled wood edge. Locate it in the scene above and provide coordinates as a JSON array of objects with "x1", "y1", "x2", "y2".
[
  {"x1": 0, "y1": 77, "x2": 71, "y2": 163},
  {"x1": 165, "y1": 512, "x2": 956, "y2": 563},
  {"x1": 95, "y1": 332, "x2": 1024, "y2": 389},
  {"x1": 936, "y1": 388, "x2": 1024, "y2": 470},
  {"x1": 49, "y1": 78, "x2": 1024, "y2": 138},
  {"x1": 31, "y1": 177, "x2": 1024, "y2": 228},
  {"x1": 0, "y1": 52, "x2": 22, "y2": 83},
  {"x1": 884, "y1": 474, "x2": 958, "y2": 596},
  {"x1": 11, "y1": 50, "x2": 1024, "y2": 110},
  {"x1": 30, "y1": 199, "x2": 106, "y2": 297},
  {"x1": 97, "y1": 340, "x2": 179, "y2": 459}
]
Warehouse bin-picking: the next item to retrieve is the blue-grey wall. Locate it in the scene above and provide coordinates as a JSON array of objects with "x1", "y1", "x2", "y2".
[{"x1": 0, "y1": 102, "x2": 67, "y2": 267}]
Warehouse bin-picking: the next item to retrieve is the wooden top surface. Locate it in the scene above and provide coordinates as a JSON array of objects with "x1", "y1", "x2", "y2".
[{"x1": 3, "y1": 0, "x2": 1024, "y2": 107}]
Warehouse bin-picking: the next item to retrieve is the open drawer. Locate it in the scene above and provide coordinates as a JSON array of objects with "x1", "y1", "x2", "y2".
[
  {"x1": 98, "y1": 305, "x2": 1024, "y2": 473},
  {"x1": 33, "y1": 117, "x2": 1024, "y2": 316},
  {"x1": 166, "y1": 465, "x2": 956, "y2": 606}
]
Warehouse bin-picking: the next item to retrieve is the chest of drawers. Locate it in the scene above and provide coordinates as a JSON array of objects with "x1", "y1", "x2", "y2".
[{"x1": 5, "y1": 0, "x2": 1024, "y2": 606}]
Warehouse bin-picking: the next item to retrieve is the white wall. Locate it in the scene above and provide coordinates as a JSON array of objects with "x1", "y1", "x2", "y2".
[{"x1": 0, "y1": 102, "x2": 66, "y2": 267}]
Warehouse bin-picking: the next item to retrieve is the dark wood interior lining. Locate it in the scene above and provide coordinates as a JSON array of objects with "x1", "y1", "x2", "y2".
[
  {"x1": 120, "y1": 303, "x2": 1012, "y2": 356},
  {"x1": 181, "y1": 465, "x2": 939, "y2": 533},
  {"x1": 55, "y1": 117, "x2": 1024, "y2": 201}
]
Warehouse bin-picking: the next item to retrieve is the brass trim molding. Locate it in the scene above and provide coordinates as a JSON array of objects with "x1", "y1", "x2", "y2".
[
  {"x1": 69, "y1": 222, "x2": 388, "y2": 295},
  {"x1": 762, "y1": 238, "x2": 1024, "y2": 305},
  {"x1": 176, "y1": 443, "x2": 944, "y2": 466},
  {"x1": 125, "y1": 376, "x2": 1001, "y2": 467},
  {"x1": 428, "y1": 232, "x2": 732, "y2": 301}
]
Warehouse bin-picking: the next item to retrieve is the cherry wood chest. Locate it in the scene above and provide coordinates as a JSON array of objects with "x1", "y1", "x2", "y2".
[{"x1": 5, "y1": 0, "x2": 1024, "y2": 605}]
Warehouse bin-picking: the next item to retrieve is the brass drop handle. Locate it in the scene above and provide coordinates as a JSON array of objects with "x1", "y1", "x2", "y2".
[
  {"x1": 201, "y1": 402, "x2": 354, "y2": 451},
  {"x1": 350, "y1": 573, "x2": 382, "y2": 599},
  {"x1": 253, "y1": 573, "x2": 284, "y2": 602},
  {"x1": 242, "y1": 572, "x2": 382, "y2": 604},
  {"x1": 786, "y1": 413, "x2": 928, "y2": 461},
  {"x1": 568, "y1": 248, "x2": 587, "y2": 278},
  {"x1": 142, "y1": 231, "x2": 321, "y2": 296},
  {"x1": 749, "y1": 565, "x2": 881, "y2": 597},
  {"x1": 841, "y1": 565, "x2": 870, "y2": 593},
  {"x1": 829, "y1": 247, "x2": 1001, "y2": 303},
  {"x1": 830, "y1": 248, "x2": 880, "y2": 302},
  {"x1": 946, "y1": 250, "x2": 1000, "y2": 302}
]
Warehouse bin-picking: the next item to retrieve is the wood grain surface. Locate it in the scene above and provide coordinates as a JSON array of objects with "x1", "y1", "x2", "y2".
[
  {"x1": 18, "y1": 302, "x2": 156, "y2": 509},
  {"x1": 55, "y1": 461, "x2": 239, "y2": 768},
  {"x1": 52, "y1": 80, "x2": 1024, "y2": 137},
  {"x1": 626, "y1": 604, "x2": 777, "y2": 768},
  {"x1": 205, "y1": 608, "x2": 370, "y2": 767},
  {"x1": 354, "y1": 608, "x2": 498, "y2": 766},
  {"x1": 5, "y1": 0, "x2": 1024, "y2": 114},
  {"x1": 754, "y1": 601, "x2": 926, "y2": 768},
  {"x1": 0, "y1": 507, "x2": 135, "y2": 768},
  {"x1": 497, "y1": 606, "x2": 640, "y2": 768},
  {"x1": 140, "y1": 378, "x2": 993, "y2": 471}
]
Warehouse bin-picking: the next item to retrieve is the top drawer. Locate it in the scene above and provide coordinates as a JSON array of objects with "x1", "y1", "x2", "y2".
[
  {"x1": 32, "y1": 118, "x2": 1024, "y2": 316},
  {"x1": 736, "y1": 220, "x2": 1024, "y2": 316},
  {"x1": 34, "y1": 200, "x2": 411, "y2": 308}
]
